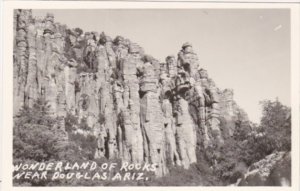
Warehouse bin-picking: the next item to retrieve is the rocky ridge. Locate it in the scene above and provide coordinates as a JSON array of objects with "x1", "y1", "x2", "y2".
[{"x1": 13, "y1": 10, "x2": 249, "y2": 177}]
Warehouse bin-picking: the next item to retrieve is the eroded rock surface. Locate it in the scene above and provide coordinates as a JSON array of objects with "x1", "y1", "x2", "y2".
[{"x1": 13, "y1": 10, "x2": 250, "y2": 176}]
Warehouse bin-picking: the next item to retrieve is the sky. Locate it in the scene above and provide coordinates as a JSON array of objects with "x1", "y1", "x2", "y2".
[{"x1": 32, "y1": 9, "x2": 291, "y2": 123}]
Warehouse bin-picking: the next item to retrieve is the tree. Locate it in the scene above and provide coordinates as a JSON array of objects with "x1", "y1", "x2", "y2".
[
  {"x1": 13, "y1": 97, "x2": 81, "y2": 186},
  {"x1": 207, "y1": 99, "x2": 291, "y2": 184},
  {"x1": 259, "y1": 99, "x2": 291, "y2": 152},
  {"x1": 236, "y1": 99, "x2": 291, "y2": 166}
]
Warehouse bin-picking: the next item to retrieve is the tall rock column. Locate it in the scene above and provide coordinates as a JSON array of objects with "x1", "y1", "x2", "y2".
[
  {"x1": 112, "y1": 36, "x2": 129, "y2": 159},
  {"x1": 35, "y1": 17, "x2": 47, "y2": 96},
  {"x1": 219, "y1": 89, "x2": 237, "y2": 137},
  {"x1": 119, "y1": 43, "x2": 144, "y2": 163},
  {"x1": 112, "y1": 81, "x2": 125, "y2": 158},
  {"x1": 43, "y1": 13, "x2": 59, "y2": 116},
  {"x1": 77, "y1": 73, "x2": 99, "y2": 129},
  {"x1": 174, "y1": 94, "x2": 197, "y2": 169},
  {"x1": 24, "y1": 23, "x2": 38, "y2": 108},
  {"x1": 192, "y1": 69, "x2": 208, "y2": 138},
  {"x1": 104, "y1": 83, "x2": 118, "y2": 159},
  {"x1": 160, "y1": 72, "x2": 180, "y2": 166},
  {"x1": 53, "y1": 32, "x2": 68, "y2": 125},
  {"x1": 14, "y1": 9, "x2": 32, "y2": 114},
  {"x1": 140, "y1": 58, "x2": 168, "y2": 177},
  {"x1": 191, "y1": 68, "x2": 211, "y2": 147},
  {"x1": 64, "y1": 59, "x2": 77, "y2": 114},
  {"x1": 105, "y1": 35, "x2": 117, "y2": 70},
  {"x1": 95, "y1": 38, "x2": 118, "y2": 159},
  {"x1": 173, "y1": 67, "x2": 197, "y2": 169},
  {"x1": 205, "y1": 79, "x2": 223, "y2": 145}
]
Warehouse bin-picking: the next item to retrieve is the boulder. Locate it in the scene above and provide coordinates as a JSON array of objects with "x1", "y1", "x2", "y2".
[{"x1": 239, "y1": 151, "x2": 291, "y2": 186}]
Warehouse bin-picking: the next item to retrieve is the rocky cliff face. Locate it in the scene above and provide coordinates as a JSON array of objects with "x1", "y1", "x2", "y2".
[{"x1": 13, "y1": 10, "x2": 249, "y2": 177}]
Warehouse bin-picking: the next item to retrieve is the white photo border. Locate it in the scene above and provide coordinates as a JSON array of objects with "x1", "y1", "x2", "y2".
[{"x1": 2, "y1": 1, "x2": 300, "y2": 191}]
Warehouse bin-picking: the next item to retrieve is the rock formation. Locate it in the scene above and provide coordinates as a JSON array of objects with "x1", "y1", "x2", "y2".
[
  {"x1": 238, "y1": 151, "x2": 291, "y2": 186},
  {"x1": 13, "y1": 10, "x2": 249, "y2": 177}
]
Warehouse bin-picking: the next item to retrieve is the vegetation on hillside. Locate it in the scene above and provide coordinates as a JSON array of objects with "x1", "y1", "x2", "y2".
[{"x1": 13, "y1": 98, "x2": 291, "y2": 186}]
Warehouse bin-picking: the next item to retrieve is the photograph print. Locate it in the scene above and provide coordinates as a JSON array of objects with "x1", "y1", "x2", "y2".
[{"x1": 12, "y1": 8, "x2": 291, "y2": 186}]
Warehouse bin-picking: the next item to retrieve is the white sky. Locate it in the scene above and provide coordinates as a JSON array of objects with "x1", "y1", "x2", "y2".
[{"x1": 32, "y1": 9, "x2": 291, "y2": 123}]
